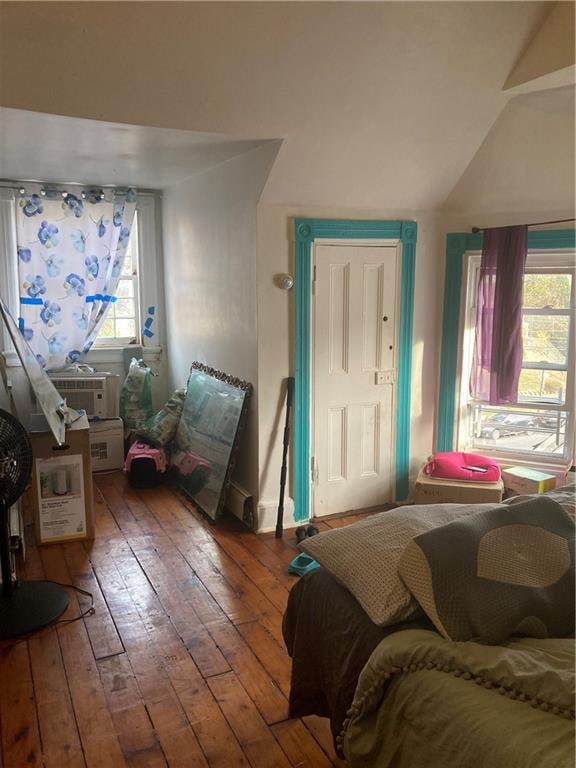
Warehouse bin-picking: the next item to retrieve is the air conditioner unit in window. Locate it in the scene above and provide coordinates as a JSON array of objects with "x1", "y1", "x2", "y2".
[{"x1": 47, "y1": 372, "x2": 120, "y2": 418}]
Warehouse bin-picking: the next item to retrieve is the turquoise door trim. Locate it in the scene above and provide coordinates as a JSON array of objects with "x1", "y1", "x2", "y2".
[
  {"x1": 437, "y1": 228, "x2": 576, "y2": 452},
  {"x1": 293, "y1": 218, "x2": 417, "y2": 522},
  {"x1": 437, "y1": 234, "x2": 468, "y2": 452}
]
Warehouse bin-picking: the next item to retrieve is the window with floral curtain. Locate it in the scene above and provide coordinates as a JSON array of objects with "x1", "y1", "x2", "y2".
[{"x1": 15, "y1": 186, "x2": 137, "y2": 370}]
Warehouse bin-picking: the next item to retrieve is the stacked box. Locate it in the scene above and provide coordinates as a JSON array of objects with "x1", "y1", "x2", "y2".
[
  {"x1": 501, "y1": 466, "x2": 557, "y2": 496},
  {"x1": 29, "y1": 413, "x2": 95, "y2": 545},
  {"x1": 413, "y1": 468, "x2": 504, "y2": 505},
  {"x1": 89, "y1": 417, "x2": 125, "y2": 471}
]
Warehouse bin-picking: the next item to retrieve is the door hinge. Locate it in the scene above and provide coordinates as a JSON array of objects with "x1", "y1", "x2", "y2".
[{"x1": 312, "y1": 265, "x2": 317, "y2": 294}]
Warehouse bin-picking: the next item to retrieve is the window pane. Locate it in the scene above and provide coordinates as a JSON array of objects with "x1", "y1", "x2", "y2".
[
  {"x1": 522, "y1": 315, "x2": 569, "y2": 365},
  {"x1": 115, "y1": 298, "x2": 135, "y2": 318},
  {"x1": 122, "y1": 213, "x2": 138, "y2": 276},
  {"x1": 523, "y1": 273, "x2": 572, "y2": 309},
  {"x1": 99, "y1": 317, "x2": 115, "y2": 338},
  {"x1": 121, "y1": 254, "x2": 133, "y2": 276},
  {"x1": 96, "y1": 278, "x2": 136, "y2": 341},
  {"x1": 117, "y1": 279, "x2": 134, "y2": 298},
  {"x1": 116, "y1": 318, "x2": 136, "y2": 339},
  {"x1": 470, "y1": 405, "x2": 568, "y2": 456},
  {"x1": 518, "y1": 369, "x2": 567, "y2": 403}
]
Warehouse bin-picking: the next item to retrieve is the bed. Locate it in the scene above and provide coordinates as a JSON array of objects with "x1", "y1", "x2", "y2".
[{"x1": 283, "y1": 485, "x2": 575, "y2": 768}]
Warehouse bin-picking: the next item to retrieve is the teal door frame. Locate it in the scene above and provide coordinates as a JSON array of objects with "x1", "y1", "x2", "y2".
[
  {"x1": 437, "y1": 228, "x2": 576, "y2": 453},
  {"x1": 293, "y1": 218, "x2": 417, "y2": 522}
]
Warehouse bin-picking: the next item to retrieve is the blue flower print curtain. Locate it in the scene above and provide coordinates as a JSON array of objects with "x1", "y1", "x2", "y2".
[{"x1": 16, "y1": 187, "x2": 137, "y2": 370}]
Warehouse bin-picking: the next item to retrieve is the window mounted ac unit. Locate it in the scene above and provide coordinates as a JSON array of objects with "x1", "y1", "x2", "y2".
[{"x1": 48, "y1": 372, "x2": 120, "y2": 418}]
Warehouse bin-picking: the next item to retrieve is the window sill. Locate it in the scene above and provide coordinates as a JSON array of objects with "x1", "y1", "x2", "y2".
[
  {"x1": 2, "y1": 345, "x2": 162, "y2": 367},
  {"x1": 87, "y1": 345, "x2": 163, "y2": 365},
  {"x1": 462, "y1": 445, "x2": 571, "y2": 473}
]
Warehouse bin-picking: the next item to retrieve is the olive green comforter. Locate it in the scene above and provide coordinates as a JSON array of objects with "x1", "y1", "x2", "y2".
[{"x1": 342, "y1": 629, "x2": 575, "y2": 768}]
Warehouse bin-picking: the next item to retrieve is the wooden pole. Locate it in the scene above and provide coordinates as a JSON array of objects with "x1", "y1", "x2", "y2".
[{"x1": 275, "y1": 377, "x2": 294, "y2": 539}]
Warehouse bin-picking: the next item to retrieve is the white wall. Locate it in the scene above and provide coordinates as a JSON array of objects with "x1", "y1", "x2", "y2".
[
  {"x1": 163, "y1": 142, "x2": 280, "y2": 497},
  {"x1": 443, "y1": 87, "x2": 575, "y2": 218},
  {"x1": 440, "y1": 84, "x2": 575, "y2": 322},
  {"x1": 256, "y1": 205, "x2": 442, "y2": 529}
]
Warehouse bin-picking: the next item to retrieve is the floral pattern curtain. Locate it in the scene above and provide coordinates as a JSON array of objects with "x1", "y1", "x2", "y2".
[{"x1": 16, "y1": 187, "x2": 137, "y2": 371}]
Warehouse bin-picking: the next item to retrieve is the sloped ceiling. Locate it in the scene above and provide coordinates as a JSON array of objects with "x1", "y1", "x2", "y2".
[
  {"x1": 504, "y1": 1, "x2": 575, "y2": 91},
  {"x1": 0, "y1": 108, "x2": 273, "y2": 188},
  {"x1": 0, "y1": 1, "x2": 551, "y2": 209},
  {"x1": 443, "y1": 85, "x2": 575, "y2": 215}
]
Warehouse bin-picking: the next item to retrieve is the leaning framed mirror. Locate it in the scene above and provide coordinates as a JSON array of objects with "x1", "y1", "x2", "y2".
[{"x1": 173, "y1": 362, "x2": 252, "y2": 520}]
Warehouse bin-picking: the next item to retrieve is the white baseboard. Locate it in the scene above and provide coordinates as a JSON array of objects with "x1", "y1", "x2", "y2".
[{"x1": 256, "y1": 496, "x2": 305, "y2": 533}]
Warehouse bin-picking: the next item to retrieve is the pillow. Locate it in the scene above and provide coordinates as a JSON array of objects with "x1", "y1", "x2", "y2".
[
  {"x1": 504, "y1": 482, "x2": 575, "y2": 520},
  {"x1": 299, "y1": 502, "x2": 502, "y2": 627},
  {"x1": 424, "y1": 451, "x2": 501, "y2": 483},
  {"x1": 547, "y1": 483, "x2": 576, "y2": 518},
  {"x1": 398, "y1": 495, "x2": 575, "y2": 644}
]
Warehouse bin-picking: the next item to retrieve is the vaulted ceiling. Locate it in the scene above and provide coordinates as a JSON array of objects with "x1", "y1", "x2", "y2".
[
  {"x1": 0, "y1": 2, "x2": 571, "y2": 210},
  {"x1": 444, "y1": 85, "x2": 575, "y2": 216}
]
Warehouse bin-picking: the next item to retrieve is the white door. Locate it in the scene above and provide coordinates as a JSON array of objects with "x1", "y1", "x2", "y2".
[{"x1": 313, "y1": 243, "x2": 398, "y2": 517}]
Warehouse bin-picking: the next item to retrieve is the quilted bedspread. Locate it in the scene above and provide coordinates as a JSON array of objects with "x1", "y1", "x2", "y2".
[{"x1": 343, "y1": 629, "x2": 575, "y2": 768}]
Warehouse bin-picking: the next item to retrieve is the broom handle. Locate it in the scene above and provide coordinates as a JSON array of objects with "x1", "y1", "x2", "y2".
[{"x1": 275, "y1": 377, "x2": 294, "y2": 539}]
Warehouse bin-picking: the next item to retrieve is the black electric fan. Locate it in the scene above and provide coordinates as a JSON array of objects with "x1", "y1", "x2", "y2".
[{"x1": 0, "y1": 408, "x2": 69, "y2": 639}]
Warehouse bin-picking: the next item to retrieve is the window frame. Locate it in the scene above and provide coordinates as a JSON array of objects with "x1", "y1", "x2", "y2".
[
  {"x1": 93, "y1": 210, "x2": 142, "y2": 348},
  {"x1": 456, "y1": 248, "x2": 575, "y2": 466},
  {"x1": 0, "y1": 187, "x2": 163, "y2": 366}
]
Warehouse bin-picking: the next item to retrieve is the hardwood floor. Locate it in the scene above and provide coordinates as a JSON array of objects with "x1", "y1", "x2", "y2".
[{"x1": 0, "y1": 472, "x2": 372, "y2": 768}]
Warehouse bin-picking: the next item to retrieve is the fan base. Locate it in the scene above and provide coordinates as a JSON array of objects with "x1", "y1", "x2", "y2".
[{"x1": 0, "y1": 581, "x2": 69, "y2": 639}]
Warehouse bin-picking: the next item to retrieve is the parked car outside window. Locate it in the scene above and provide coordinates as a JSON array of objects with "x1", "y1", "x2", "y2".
[{"x1": 479, "y1": 413, "x2": 537, "y2": 440}]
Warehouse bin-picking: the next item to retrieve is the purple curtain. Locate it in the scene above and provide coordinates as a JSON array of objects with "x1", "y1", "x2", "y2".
[{"x1": 470, "y1": 225, "x2": 528, "y2": 404}]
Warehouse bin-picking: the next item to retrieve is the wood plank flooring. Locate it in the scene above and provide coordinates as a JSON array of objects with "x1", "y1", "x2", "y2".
[{"x1": 0, "y1": 473, "x2": 374, "y2": 768}]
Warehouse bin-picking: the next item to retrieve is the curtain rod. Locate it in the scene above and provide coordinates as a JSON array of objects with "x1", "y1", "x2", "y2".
[
  {"x1": 0, "y1": 178, "x2": 161, "y2": 195},
  {"x1": 471, "y1": 217, "x2": 576, "y2": 234}
]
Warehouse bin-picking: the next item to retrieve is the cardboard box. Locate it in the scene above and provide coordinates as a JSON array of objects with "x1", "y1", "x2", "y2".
[
  {"x1": 30, "y1": 413, "x2": 95, "y2": 545},
  {"x1": 89, "y1": 417, "x2": 124, "y2": 471},
  {"x1": 413, "y1": 468, "x2": 504, "y2": 505},
  {"x1": 501, "y1": 466, "x2": 557, "y2": 496}
]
